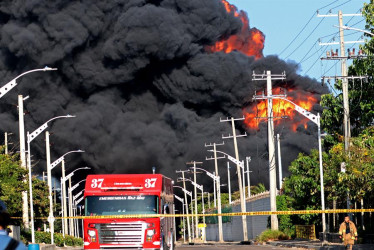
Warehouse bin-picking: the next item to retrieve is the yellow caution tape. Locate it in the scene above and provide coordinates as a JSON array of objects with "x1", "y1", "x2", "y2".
[{"x1": 11, "y1": 208, "x2": 374, "y2": 220}]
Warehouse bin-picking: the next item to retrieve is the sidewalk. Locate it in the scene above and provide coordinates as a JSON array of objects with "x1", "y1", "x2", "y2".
[{"x1": 267, "y1": 240, "x2": 374, "y2": 249}]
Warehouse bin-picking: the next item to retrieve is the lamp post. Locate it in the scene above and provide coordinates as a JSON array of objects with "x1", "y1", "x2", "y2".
[
  {"x1": 50, "y1": 150, "x2": 85, "y2": 236},
  {"x1": 189, "y1": 167, "x2": 217, "y2": 206},
  {"x1": 174, "y1": 195, "x2": 186, "y2": 243},
  {"x1": 68, "y1": 179, "x2": 86, "y2": 236},
  {"x1": 26, "y1": 115, "x2": 74, "y2": 243},
  {"x1": 334, "y1": 25, "x2": 374, "y2": 37},
  {"x1": 0, "y1": 66, "x2": 57, "y2": 99},
  {"x1": 0, "y1": 66, "x2": 57, "y2": 230},
  {"x1": 0, "y1": 66, "x2": 58, "y2": 229},
  {"x1": 173, "y1": 185, "x2": 192, "y2": 243},
  {"x1": 227, "y1": 162, "x2": 232, "y2": 204},
  {"x1": 72, "y1": 191, "x2": 84, "y2": 238},
  {"x1": 266, "y1": 96, "x2": 326, "y2": 242},
  {"x1": 181, "y1": 178, "x2": 206, "y2": 243}
]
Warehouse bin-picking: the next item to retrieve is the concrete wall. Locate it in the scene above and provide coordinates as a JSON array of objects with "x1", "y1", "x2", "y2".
[{"x1": 206, "y1": 192, "x2": 270, "y2": 241}]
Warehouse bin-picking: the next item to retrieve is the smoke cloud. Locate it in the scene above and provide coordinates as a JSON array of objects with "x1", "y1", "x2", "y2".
[{"x1": 0, "y1": 0, "x2": 328, "y2": 191}]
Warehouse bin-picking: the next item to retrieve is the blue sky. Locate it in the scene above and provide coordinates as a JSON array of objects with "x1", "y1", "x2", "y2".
[{"x1": 228, "y1": 0, "x2": 368, "y2": 83}]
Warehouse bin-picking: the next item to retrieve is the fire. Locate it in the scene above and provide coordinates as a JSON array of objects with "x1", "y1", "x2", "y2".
[
  {"x1": 244, "y1": 88, "x2": 318, "y2": 132},
  {"x1": 206, "y1": 0, "x2": 265, "y2": 59}
]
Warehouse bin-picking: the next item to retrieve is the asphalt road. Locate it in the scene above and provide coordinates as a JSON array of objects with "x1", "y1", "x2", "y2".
[{"x1": 176, "y1": 244, "x2": 291, "y2": 250}]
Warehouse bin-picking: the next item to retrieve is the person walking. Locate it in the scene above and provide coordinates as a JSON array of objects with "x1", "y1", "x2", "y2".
[
  {"x1": 0, "y1": 200, "x2": 27, "y2": 250},
  {"x1": 339, "y1": 215, "x2": 358, "y2": 250}
]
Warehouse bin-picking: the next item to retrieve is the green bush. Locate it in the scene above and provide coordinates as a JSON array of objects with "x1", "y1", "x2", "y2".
[
  {"x1": 256, "y1": 229, "x2": 289, "y2": 243},
  {"x1": 21, "y1": 231, "x2": 83, "y2": 247}
]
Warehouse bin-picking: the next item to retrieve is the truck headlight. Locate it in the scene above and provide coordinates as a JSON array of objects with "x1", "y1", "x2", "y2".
[
  {"x1": 147, "y1": 229, "x2": 155, "y2": 236},
  {"x1": 88, "y1": 230, "x2": 96, "y2": 237}
]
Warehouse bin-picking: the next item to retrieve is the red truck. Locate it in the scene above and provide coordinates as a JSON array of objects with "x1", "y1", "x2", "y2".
[{"x1": 83, "y1": 174, "x2": 175, "y2": 249}]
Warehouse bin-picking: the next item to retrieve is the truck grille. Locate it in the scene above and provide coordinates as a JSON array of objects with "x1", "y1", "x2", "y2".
[{"x1": 97, "y1": 222, "x2": 145, "y2": 246}]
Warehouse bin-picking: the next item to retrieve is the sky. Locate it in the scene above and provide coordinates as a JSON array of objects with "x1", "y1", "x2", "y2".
[{"x1": 228, "y1": 0, "x2": 368, "y2": 84}]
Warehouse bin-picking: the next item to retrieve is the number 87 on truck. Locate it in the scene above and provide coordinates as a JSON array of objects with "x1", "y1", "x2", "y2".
[{"x1": 83, "y1": 174, "x2": 175, "y2": 249}]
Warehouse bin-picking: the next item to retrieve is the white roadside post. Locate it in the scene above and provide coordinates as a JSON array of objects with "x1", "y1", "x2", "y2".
[{"x1": 27, "y1": 115, "x2": 74, "y2": 243}]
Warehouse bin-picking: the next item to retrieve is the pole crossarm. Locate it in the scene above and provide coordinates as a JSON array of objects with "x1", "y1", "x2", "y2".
[
  {"x1": 252, "y1": 71, "x2": 286, "y2": 81},
  {"x1": 321, "y1": 55, "x2": 369, "y2": 60},
  {"x1": 321, "y1": 76, "x2": 368, "y2": 81},
  {"x1": 28, "y1": 115, "x2": 75, "y2": 143},
  {"x1": 50, "y1": 150, "x2": 84, "y2": 170},
  {"x1": 317, "y1": 13, "x2": 362, "y2": 17},
  {"x1": 0, "y1": 67, "x2": 57, "y2": 99},
  {"x1": 319, "y1": 41, "x2": 365, "y2": 46}
]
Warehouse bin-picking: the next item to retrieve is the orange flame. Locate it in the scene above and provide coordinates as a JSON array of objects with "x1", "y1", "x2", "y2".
[
  {"x1": 206, "y1": 0, "x2": 264, "y2": 59},
  {"x1": 244, "y1": 88, "x2": 318, "y2": 132}
]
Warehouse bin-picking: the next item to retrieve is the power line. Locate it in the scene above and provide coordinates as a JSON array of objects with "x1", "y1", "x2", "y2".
[{"x1": 278, "y1": 0, "x2": 340, "y2": 57}]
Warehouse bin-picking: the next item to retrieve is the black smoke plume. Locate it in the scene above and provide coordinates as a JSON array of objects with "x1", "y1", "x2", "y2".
[{"x1": 0, "y1": 0, "x2": 328, "y2": 192}]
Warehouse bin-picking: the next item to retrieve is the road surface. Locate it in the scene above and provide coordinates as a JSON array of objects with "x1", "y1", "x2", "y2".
[{"x1": 176, "y1": 244, "x2": 292, "y2": 250}]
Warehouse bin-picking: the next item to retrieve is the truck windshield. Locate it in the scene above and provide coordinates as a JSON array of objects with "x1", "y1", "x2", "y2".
[{"x1": 85, "y1": 195, "x2": 158, "y2": 216}]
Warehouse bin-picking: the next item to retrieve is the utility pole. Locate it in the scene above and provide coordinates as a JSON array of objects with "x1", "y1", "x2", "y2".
[
  {"x1": 205, "y1": 143, "x2": 225, "y2": 243},
  {"x1": 276, "y1": 134, "x2": 283, "y2": 190},
  {"x1": 253, "y1": 70, "x2": 286, "y2": 230},
  {"x1": 246, "y1": 157, "x2": 252, "y2": 197},
  {"x1": 318, "y1": 10, "x2": 365, "y2": 152},
  {"x1": 318, "y1": 10, "x2": 367, "y2": 215},
  {"x1": 227, "y1": 162, "x2": 231, "y2": 204},
  {"x1": 18, "y1": 95, "x2": 29, "y2": 229},
  {"x1": 186, "y1": 161, "x2": 203, "y2": 241},
  {"x1": 220, "y1": 117, "x2": 248, "y2": 241},
  {"x1": 176, "y1": 170, "x2": 192, "y2": 243}
]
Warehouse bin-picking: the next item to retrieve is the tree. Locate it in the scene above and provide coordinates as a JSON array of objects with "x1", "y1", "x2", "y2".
[
  {"x1": 283, "y1": 149, "x2": 326, "y2": 226},
  {"x1": 0, "y1": 146, "x2": 27, "y2": 223},
  {"x1": 321, "y1": 1, "x2": 374, "y2": 137},
  {"x1": 0, "y1": 146, "x2": 49, "y2": 228}
]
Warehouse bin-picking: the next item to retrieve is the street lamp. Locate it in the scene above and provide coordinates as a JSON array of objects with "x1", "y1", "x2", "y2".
[
  {"x1": 189, "y1": 167, "x2": 217, "y2": 207},
  {"x1": 179, "y1": 178, "x2": 206, "y2": 243},
  {"x1": 26, "y1": 115, "x2": 74, "y2": 243},
  {"x1": 72, "y1": 188, "x2": 85, "y2": 238},
  {"x1": 207, "y1": 149, "x2": 246, "y2": 198},
  {"x1": 174, "y1": 195, "x2": 186, "y2": 243},
  {"x1": 334, "y1": 25, "x2": 374, "y2": 37},
  {"x1": 59, "y1": 165, "x2": 89, "y2": 237},
  {"x1": 68, "y1": 179, "x2": 86, "y2": 236},
  {"x1": 0, "y1": 66, "x2": 57, "y2": 99},
  {"x1": 265, "y1": 96, "x2": 327, "y2": 242},
  {"x1": 48, "y1": 149, "x2": 84, "y2": 239},
  {"x1": 173, "y1": 185, "x2": 192, "y2": 243}
]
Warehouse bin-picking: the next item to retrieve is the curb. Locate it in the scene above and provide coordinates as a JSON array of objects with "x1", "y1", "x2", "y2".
[{"x1": 267, "y1": 241, "x2": 374, "y2": 250}]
